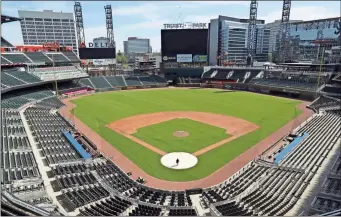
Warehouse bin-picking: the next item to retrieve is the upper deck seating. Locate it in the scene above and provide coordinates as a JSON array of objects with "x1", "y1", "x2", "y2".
[
  {"x1": 1, "y1": 53, "x2": 32, "y2": 64},
  {"x1": 24, "y1": 52, "x2": 52, "y2": 64}
]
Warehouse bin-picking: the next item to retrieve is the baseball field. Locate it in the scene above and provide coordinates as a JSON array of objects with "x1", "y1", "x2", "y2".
[{"x1": 70, "y1": 88, "x2": 301, "y2": 181}]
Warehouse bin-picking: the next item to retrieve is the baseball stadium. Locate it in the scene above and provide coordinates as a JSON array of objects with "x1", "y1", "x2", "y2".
[{"x1": 1, "y1": 7, "x2": 341, "y2": 217}]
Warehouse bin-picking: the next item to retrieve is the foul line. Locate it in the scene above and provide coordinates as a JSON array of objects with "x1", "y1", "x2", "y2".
[{"x1": 107, "y1": 128, "x2": 167, "y2": 155}]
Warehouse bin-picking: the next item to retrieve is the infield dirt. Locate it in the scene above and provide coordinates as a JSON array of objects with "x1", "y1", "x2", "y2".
[{"x1": 173, "y1": 131, "x2": 190, "y2": 138}]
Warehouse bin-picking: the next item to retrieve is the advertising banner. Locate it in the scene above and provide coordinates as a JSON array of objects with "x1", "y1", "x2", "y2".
[
  {"x1": 177, "y1": 54, "x2": 192, "y2": 62},
  {"x1": 193, "y1": 55, "x2": 207, "y2": 62},
  {"x1": 162, "y1": 56, "x2": 177, "y2": 62},
  {"x1": 92, "y1": 59, "x2": 116, "y2": 65}
]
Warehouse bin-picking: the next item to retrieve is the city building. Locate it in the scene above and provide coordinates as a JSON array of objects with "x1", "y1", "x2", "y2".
[
  {"x1": 134, "y1": 53, "x2": 162, "y2": 70},
  {"x1": 123, "y1": 37, "x2": 151, "y2": 63},
  {"x1": 325, "y1": 46, "x2": 341, "y2": 64},
  {"x1": 18, "y1": 10, "x2": 77, "y2": 54},
  {"x1": 266, "y1": 17, "x2": 340, "y2": 63},
  {"x1": 265, "y1": 19, "x2": 303, "y2": 53},
  {"x1": 207, "y1": 16, "x2": 270, "y2": 65},
  {"x1": 289, "y1": 17, "x2": 340, "y2": 62}
]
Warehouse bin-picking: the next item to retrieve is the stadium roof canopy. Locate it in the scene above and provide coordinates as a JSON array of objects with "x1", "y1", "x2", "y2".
[{"x1": 1, "y1": 14, "x2": 22, "y2": 24}]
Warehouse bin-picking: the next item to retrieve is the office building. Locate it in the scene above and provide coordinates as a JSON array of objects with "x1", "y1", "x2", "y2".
[
  {"x1": 255, "y1": 27, "x2": 271, "y2": 61},
  {"x1": 18, "y1": 10, "x2": 77, "y2": 54},
  {"x1": 265, "y1": 17, "x2": 340, "y2": 62},
  {"x1": 123, "y1": 37, "x2": 151, "y2": 54},
  {"x1": 289, "y1": 17, "x2": 340, "y2": 62},
  {"x1": 123, "y1": 37, "x2": 151, "y2": 63},
  {"x1": 265, "y1": 19, "x2": 303, "y2": 53},
  {"x1": 134, "y1": 53, "x2": 162, "y2": 70},
  {"x1": 208, "y1": 16, "x2": 270, "y2": 65}
]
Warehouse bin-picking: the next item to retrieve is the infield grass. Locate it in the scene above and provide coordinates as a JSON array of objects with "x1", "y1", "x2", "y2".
[
  {"x1": 133, "y1": 118, "x2": 230, "y2": 153},
  {"x1": 71, "y1": 88, "x2": 302, "y2": 181}
]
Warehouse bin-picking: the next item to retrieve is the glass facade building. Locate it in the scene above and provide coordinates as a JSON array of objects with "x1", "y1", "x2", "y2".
[
  {"x1": 123, "y1": 37, "x2": 151, "y2": 63},
  {"x1": 123, "y1": 37, "x2": 151, "y2": 54},
  {"x1": 266, "y1": 17, "x2": 340, "y2": 62},
  {"x1": 265, "y1": 19, "x2": 303, "y2": 53},
  {"x1": 289, "y1": 17, "x2": 341, "y2": 62},
  {"x1": 208, "y1": 16, "x2": 270, "y2": 65}
]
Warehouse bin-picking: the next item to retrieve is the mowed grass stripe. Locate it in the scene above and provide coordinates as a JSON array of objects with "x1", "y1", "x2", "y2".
[
  {"x1": 71, "y1": 89, "x2": 301, "y2": 181},
  {"x1": 133, "y1": 118, "x2": 230, "y2": 153}
]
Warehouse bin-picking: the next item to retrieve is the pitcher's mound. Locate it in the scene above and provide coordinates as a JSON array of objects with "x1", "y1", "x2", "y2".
[{"x1": 173, "y1": 131, "x2": 189, "y2": 137}]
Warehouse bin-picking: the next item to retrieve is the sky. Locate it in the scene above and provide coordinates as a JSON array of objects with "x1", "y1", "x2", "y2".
[{"x1": 2, "y1": 1, "x2": 340, "y2": 52}]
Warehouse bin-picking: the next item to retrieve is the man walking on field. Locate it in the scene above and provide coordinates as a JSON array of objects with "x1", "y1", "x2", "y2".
[{"x1": 176, "y1": 158, "x2": 180, "y2": 166}]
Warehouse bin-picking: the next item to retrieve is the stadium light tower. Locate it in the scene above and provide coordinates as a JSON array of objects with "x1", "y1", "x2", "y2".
[
  {"x1": 278, "y1": 0, "x2": 292, "y2": 63},
  {"x1": 104, "y1": 5, "x2": 115, "y2": 48},
  {"x1": 247, "y1": 0, "x2": 258, "y2": 66},
  {"x1": 74, "y1": 2, "x2": 86, "y2": 48}
]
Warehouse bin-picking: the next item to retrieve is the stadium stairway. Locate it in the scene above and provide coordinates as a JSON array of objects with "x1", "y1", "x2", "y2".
[
  {"x1": 122, "y1": 75, "x2": 128, "y2": 86},
  {"x1": 89, "y1": 170, "x2": 117, "y2": 196},
  {"x1": 2, "y1": 53, "x2": 33, "y2": 64},
  {"x1": 2, "y1": 55, "x2": 13, "y2": 64},
  {"x1": 4, "y1": 71, "x2": 30, "y2": 84},
  {"x1": 103, "y1": 77, "x2": 114, "y2": 88},
  {"x1": 189, "y1": 194, "x2": 210, "y2": 215},
  {"x1": 24, "y1": 52, "x2": 52, "y2": 64},
  {"x1": 286, "y1": 139, "x2": 341, "y2": 215},
  {"x1": 19, "y1": 110, "x2": 69, "y2": 215},
  {"x1": 22, "y1": 52, "x2": 34, "y2": 63}
]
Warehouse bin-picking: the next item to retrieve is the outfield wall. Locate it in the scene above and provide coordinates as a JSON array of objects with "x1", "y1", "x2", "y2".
[
  {"x1": 200, "y1": 82, "x2": 318, "y2": 101},
  {"x1": 92, "y1": 84, "x2": 168, "y2": 93}
]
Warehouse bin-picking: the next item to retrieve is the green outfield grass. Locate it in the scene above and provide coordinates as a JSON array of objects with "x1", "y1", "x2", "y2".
[
  {"x1": 133, "y1": 118, "x2": 230, "y2": 153},
  {"x1": 71, "y1": 88, "x2": 302, "y2": 181}
]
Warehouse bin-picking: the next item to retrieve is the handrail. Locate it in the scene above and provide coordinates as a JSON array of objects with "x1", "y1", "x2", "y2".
[{"x1": 2, "y1": 190, "x2": 51, "y2": 216}]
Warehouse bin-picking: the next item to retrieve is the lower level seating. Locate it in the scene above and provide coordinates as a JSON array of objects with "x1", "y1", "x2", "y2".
[
  {"x1": 309, "y1": 96, "x2": 340, "y2": 111},
  {"x1": 58, "y1": 185, "x2": 109, "y2": 212},
  {"x1": 168, "y1": 208, "x2": 197, "y2": 216},
  {"x1": 79, "y1": 196, "x2": 132, "y2": 216},
  {"x1": 129, "y1": 204, "x2": 161, "y2": 216}
]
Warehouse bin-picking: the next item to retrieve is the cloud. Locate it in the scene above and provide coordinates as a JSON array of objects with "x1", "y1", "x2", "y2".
[
  {"x1": 84, "y1": 23, "x2": 164, "y2": 52},
  {"x1": 84, "y1": 26, "x2": 107, "y2": 44},
  {"x1": 3, "y1": 1, "x2": 73, "y2": 15},
  {"x1": 259, "y1": 6, "x2": 341, "y2": 23},
  {"x1": 149, "y1": 35, "x2": 162, "y2": 52},
  {"x1": 184, "y1": 15, "x2": 218, "y2": 23},
  {"x1": 1, "y1": 22, "x2": 23, "y2": 45},
  {"x1": 113, "y1": 3, "x2": 160, "y2": 17},
  {"x1": 190, "y1": 1, "x2": 249, "y2": 6},
  {"x1": 2, "y1": 7, "x2": 19, "y2": 15},
  {"x1": 123, "y1": 20, "x2": 167, "y2": 31},
  {"x1": 32, "y1": 1, "x2": 72, "y2": 13}
]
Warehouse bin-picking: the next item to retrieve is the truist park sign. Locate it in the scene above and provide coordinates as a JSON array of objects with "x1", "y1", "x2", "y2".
[{"x1": 163, "y1": 22, "x2": 208, "y2": 29}]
